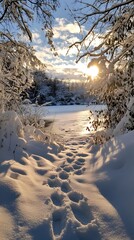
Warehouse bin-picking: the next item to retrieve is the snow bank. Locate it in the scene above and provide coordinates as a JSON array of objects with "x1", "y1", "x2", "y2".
[{"x1": 90, "y1": 130, "x2": 134, "y2": 238}]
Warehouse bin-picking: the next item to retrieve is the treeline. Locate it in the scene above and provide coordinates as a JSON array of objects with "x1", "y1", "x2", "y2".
[{"x1": 24, "y1": 70, "x2": 93, "y2": 105}]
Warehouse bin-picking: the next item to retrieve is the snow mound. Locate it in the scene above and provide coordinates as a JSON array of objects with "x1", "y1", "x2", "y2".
[{"x1": 91, "y1": 130, "x2": 134, "y2": 238}]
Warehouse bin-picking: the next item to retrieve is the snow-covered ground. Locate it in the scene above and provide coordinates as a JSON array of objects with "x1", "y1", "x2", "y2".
[
  {"x1": 0, "y1": 105, "x2": 134, "y2": 240},
  {"x1": 32, "y1": 104, "x2": 106, "y2": 141}
]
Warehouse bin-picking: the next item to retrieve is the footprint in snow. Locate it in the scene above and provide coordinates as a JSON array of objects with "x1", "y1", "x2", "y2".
[
  {"x1": 10, "y1": 167, "x2": 27, "y2": 176},
  {"x1": 60, "y1": 161, "x2": 69, "y2": 168},
  {"x1": 66, "y1": 152, "x2": 74, "y2": 157},
  {"x1": 31, "y1": 155, "x2": 41, "y2": 161},
  {"x1": 67, "y1": 157, "x2": 74, "y2": 164},
  {"x1": 72, "y1": 164, "x2": 82, "y2": 170},
  {"x1": 51, "y1": 191, "x2": 64, "y2": 206},
  {"x1": 72, "y1": 150, "x2": 78, "y2": 154},
  {"x1": 29, "y1": 219, "x2": 53, "y2": 240},
  {"x1": 75, "y1": 158, "x2": 85, "y2": 165},
  {"x1": 74, "y1": 168, "x2": 86, "y2": 175},
  {"x1": 60, "y1": 180, "x2": 72, "y2": 193},
  {"x1": 35, "y1": 168, "x2": 48, "y2": 176},
  {"x1": 57, "y1": 153, "x2": 64, "y2": 158},
  {"x1": 0, "y1": 182, "x2": 20, "y2": 204},
  {"x1": 79, "y1": 141, "x2": 86, "y2": 145},
  {"x1": 59, "y1": 171, "x2": 69, "y2": 180},
  {"x1": 63, "y1": 166, "x2": 74, "y2": 173},
  {"x1": 68, "y1": 191, "x2": 83, "y2": 203},
  {"x1": 47, "y1": 178, "x2": 61, "y2": 188},
  {"x1": 49, "y1": 174, "x2": 57, "y2": 179},
  {"x1": 52, "y1": 208, "x2": 67, "y2": 236},
  {"x1": 19, "y1": 157, "x2": 28, "y2": 166},
  {"x1": 71, "y1": 142, "x2": 78, "y2": 146},
  {"x1": 71, "y1": 201, "x2": 93, "y2": 225},
  {"x1": 56, "y1": 167, "x2": 62, "y2": 172},
  {"x1": 76, "y1": 153, "x2": 88, "y2": 158},
  {"x1": 10, "y1": 172, "x2": 19, "y2": 180},
  {"x1": 70, "y1": 148, "x2": 77, "y2": 151}
]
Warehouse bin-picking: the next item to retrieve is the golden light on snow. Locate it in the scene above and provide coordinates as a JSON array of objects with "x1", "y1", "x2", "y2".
[{"x1": 87, "y1": 65, "x2": 99, "y2": 79}]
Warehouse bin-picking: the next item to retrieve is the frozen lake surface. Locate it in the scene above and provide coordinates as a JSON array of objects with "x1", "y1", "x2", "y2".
[{"x1": 38, "y1": 104, "x2": 107, "y2": 140}]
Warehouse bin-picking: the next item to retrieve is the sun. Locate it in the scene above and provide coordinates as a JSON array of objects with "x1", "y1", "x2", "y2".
[{"x1": 87, "y1": 65, "x2": 99, "y2": 79}]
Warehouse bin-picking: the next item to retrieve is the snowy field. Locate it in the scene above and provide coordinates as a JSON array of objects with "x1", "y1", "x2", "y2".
[{"x1": 0, "y1": 105, "x2": 134, "y2": 240}]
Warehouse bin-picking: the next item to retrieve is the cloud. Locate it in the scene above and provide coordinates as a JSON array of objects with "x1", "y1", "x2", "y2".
[
  {"x1": 18, "y1": 34, "x2": 29, "y2": 42},
  {"x1": 45, "y1": 60, "x2": 88, "y2": 82},
  {"x1": 54, "y1": 18, "x2": 80, "y2": 34},
  {"x1": 53, "y1": 18, "x2": 81, "y2": 39},
  {"x1": 32, "y1": 18, "x2": 101, "y2": 82},
  {"x1": 32, "y1": 31, "x2": 42, "y2": 44},
  {"x1": 67, "y1": 36, "x2": 80, "y2": 44},
  {"x1": 35, "y1": 50, "x2": 53, "y2": 62}
]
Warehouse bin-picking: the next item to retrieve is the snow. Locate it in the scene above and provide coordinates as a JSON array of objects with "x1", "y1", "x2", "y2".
[
  {"x1": 0, "y1": 105, "x2": 134, "y2": 239},
  {"x1": 35, "y1": 104, "x2": 107, "y2": 140}
]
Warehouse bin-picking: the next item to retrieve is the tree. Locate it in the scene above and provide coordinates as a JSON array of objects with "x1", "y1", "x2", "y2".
[
  {"x1": 0, "y1": 0, "x2": 59, "y2": 49},
  {"x1": 0, "y1": 0, "x2": 59, "y2": 112},
  {"x1": 70, "y1": 0, "x2": 134, "y2": 134},
  {"x1": 0, "y1": 41, "x2": 45, "y2": 111}
]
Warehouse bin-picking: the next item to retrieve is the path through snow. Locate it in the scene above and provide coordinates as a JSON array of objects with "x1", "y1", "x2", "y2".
[{"x1": 0, "y1": 106, "x2": 132, "y2": 239}]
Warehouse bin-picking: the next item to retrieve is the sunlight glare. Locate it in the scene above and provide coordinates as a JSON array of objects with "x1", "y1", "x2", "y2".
[{"x1": 87, "y1": 65, "x2": 99, "y2": 79}]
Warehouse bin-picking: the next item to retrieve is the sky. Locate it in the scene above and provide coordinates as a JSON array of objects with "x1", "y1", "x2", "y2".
[{"x1": 31, "y1": 0, "x2": 96, "y2": 82}]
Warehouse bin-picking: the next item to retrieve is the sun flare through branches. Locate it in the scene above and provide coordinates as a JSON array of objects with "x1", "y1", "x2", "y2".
[{"x1": 87, "y1": 65, "x2": 99, "y2": 80}]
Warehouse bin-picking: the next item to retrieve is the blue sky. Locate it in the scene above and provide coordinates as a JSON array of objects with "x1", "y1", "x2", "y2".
[{"x1": 30, "y1": 0, "x2": 99, "y2": 81}]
